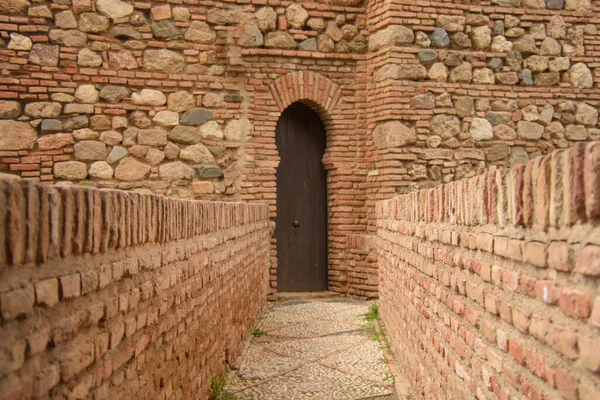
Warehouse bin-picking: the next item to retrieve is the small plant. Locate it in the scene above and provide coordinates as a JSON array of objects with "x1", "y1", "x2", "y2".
[
  {"x1": 379, "y1": 356, "x2": 390, "y2": 364},
  {"x1": 364, "y1": 302, "x2": 379, "y2": 323},
  {"x1": 251, "y1": 328, "x2": 267, "y2": 337},
  {"x1": 210, "y1": 375, "x2": 235, "y2": 400}
]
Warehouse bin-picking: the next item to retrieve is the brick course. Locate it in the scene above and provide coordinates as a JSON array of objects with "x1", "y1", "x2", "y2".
[{"x1": 0, "y1": 174, "x2": 270, "y2": 399}]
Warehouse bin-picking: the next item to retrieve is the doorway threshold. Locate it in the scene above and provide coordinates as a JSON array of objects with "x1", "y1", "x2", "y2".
[{"x1": 267, "y1": 291, "x2": 341, "y2": 302}]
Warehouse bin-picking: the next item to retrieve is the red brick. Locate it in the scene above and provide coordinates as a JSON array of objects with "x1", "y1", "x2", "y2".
[
  {"x1": 547, "y1": 241, "x2": 571, "y2": 271},
  {"x1": 524, "y1": 241, "x2": 546, "y2": 268},
  {"x1": 558, "y1": 288, "x2": 591, "y2": 319},
  {"x1": 577, "y1": 244, "x2": 600, "y2": 276},
  {"x1": 579, "y1": 336, "x2": 600, "y2": 372}
]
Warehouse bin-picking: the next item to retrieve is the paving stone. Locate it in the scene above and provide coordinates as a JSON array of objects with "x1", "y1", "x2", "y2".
[{"x1": 226, "y1": 300, "x2": 399, "y2": 400}]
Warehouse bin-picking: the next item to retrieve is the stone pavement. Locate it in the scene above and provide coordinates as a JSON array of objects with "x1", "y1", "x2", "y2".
[{"x1": 225, "y1": 298, "x2": 405, "y2": 400}]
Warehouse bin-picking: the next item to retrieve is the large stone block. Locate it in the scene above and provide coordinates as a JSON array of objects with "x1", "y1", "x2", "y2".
[
  {"x1": 373, "y1": 121, "x2": 416, "y2": 149},
  {"x1": 0, "y1": 121, "x2": 37, "y2": 150}
]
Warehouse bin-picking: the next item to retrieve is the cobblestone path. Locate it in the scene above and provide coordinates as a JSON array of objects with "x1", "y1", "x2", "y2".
[{"x1": 226, "y1": 298, "x2": 399, "y2": 400}]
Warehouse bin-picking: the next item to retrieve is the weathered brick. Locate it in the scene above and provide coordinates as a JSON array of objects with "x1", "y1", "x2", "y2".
[
  {"x1": 1, "y1": 285, "x2": 35, "y2": 320},
  {"x1": 577, "y1": 244, "x2": 600, "y2": 276},
  {"x1": 60, "y1": 273, "x2": 81, "y2": 300},
  {"x1": 559, "y1": 288, "x2": 591, "y2": 319},
  {"x1": 35, "y1": 278, "x2": 59, "y2": 307}
]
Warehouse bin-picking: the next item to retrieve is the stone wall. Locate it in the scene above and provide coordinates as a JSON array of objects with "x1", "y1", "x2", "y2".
[
  {"x1": 0, "y1": 174, "x2": 270, "y2": 399},
  {"x1": 377, "y1": 142, "x2": 600, "y2": 399},
  {"x1": 1, "y1": 0, "x2": 599, "y2": 296}
]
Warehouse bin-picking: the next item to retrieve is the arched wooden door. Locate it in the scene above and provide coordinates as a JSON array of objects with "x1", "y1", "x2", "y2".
[{"x1": 275, "y1": 102, "x2": 328, "y2": 292}]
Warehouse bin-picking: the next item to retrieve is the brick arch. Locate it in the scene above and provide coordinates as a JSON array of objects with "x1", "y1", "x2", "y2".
[{"x1": 269, "y1": 71, "x2": 343, "y2": 116}]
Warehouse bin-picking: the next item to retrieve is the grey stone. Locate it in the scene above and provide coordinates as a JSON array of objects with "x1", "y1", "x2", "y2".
[
  {"x1": 418, "y1": 49, "x2": 438, "y2": 64},
  {"x1": 506, "y1": 50, "x2": 523, "y2": 72},
  {"x1": 110, "y1": 25, "x2": 142, "y2": 40},
  {"x1": 63, "y1": 116, "x2": 89, "y2": 131},
  {"x1": 151, "y1": 20, "x2": 181, "y2": 39},
  {"x1": 298, "y1": 38, "x2": 317, "y2": 51},
  {"x1": 487, "y1": 144, "x2": 509, "y2": 161},
  {"x1": 430, "y1": 28, "x2": 450, "y2": 48},
  {"x1": 492, "y1": 21, "x2": 505, "y2": 36},
  {"x1": 107, "y1": 146, "x2": 129, "y2": 164},
  {"x1": 546, "y1": 0, "x2": 564, "y2": 9},
  {"x1": 99, "y1": 86, "x2": 131, "y2": 103},
  {"x1": 180, "y1": 108, "x2": 212, "y2": 126},
  {"x1": 521, "y1": 69, "x2": 534, "y2": 85},
  {"x1": 486, "y1": 112, "x2": 511, "y2": 125},
  {"x1": 40, "y1": 119, "x2": 63, "y2": 133},
  {"x1": 195, "y1": 165, "x2": 224, "y2": 179},
  {"x1": 443, "y1": 52, "x2": 463, "y2": 67},
  {"x1": 488, "y1": 58, "x2": 503, "y2": 71}
]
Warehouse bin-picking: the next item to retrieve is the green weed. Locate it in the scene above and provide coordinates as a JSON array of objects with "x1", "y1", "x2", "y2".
[
  {"x1": 210, "y1": 375, "x2": 235, "y2": 400},
  {"x1": 251, "y1": 328, "x2": 267, "y2": 337}
]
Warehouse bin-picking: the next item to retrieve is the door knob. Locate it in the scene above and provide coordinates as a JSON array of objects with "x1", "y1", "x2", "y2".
[{"x1": 293, "y1": 220, "x2": 300, "y2": 227}]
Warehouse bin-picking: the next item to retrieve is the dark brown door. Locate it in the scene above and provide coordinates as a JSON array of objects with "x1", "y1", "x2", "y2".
[{"x1": 275, "y1": 102, "x2": 328, "y2": 292}]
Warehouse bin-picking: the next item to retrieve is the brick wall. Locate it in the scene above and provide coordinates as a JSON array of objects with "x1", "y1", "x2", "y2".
[
  {"x1": 0, "y1": 174, "x2": 270, "y2": 399},
  {"x1": 377, "y1": 143, "x2": 600, "y2": 399},
  {"x1": 1, "y1": 0, "x2": 600, "y2": 297}
]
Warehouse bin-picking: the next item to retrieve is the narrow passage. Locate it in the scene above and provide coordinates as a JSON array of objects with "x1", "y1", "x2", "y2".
[{"x1": 226, "y1": 298, "x2": 399, "y2": 400}]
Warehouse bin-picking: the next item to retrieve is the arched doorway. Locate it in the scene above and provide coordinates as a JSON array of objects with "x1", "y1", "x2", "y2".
[{"x1": 274, "y1": 102, "x2": 328, "y2": 292}]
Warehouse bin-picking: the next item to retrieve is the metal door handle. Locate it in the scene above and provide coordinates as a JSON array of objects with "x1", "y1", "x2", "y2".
[{"x1": 293, "y1": 220, "x2": 300, "y2": 227}]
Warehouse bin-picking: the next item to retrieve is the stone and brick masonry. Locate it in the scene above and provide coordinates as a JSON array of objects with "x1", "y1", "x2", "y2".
[
  {"x1": 0, "y1": 174, "x2": 270, "y2": 399},
  {"x1": 377, "y1": 142, "x2": 600, "y2": 399}
]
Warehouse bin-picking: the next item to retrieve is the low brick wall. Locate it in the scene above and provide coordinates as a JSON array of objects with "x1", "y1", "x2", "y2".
[
  {"x1": 0, "y1": 175, "x2": 270, "y2": 399},
  {"x1": 377, "y1": 142, "x2": 600, "y2": 399}
]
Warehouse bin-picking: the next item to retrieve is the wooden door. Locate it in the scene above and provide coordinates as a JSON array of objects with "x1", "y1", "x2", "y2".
[{"x1": 275, "y1": 102, "x2": 328, "y2": 292}]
